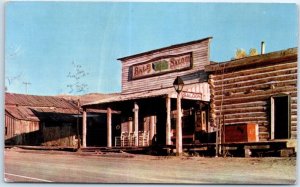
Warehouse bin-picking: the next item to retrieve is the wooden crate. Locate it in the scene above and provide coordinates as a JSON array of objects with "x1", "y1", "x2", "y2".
[{"x1": 222, "y1": 123, "x2": 259, "y2": 143}]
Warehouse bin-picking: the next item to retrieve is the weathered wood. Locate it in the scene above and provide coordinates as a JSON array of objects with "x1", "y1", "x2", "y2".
[
  {"x1": 214, "y1": 101, "x2": 267, "y2": 110},
  {"x1": 82, "y1": 109, "x2": 87, "y2": 148},
  {"x1": 166, "y1": 96, "x2": 171, "y2": 145},
  {"x1": 128, "y1": 120, "x2": 133, "y2": 133},
  {"x1": 291, "y1": 126, "x2": 297, "y2": 131},
  {"x1": 211, "y1": 62, "x2": 297, "y2": 81},
  {"x1": 121, "y1": 39, "x2": 211, "y2": 94},
  {"x1": 218, "y1": 112, "x2": 267, "y2": 119},
  {"x1": 279, "y1": 148, "x2": 294, "y2": 157},
  {"x1": 214, "y1": 74, "x2": 297, "y2": 90},
  {"x1": 133, "y1": 102, "x2": 139, "y2": 147},
  {"x1": 291, "y1": 121, "x2": 297, "y2": 125},
  {"x1": 291, "y1": 115, "x2": 297, "y2": 121},
  {"x1": 215, "y1": 80, "x2": 297, "y2": 95},
  {"x1": 205, "y1": 48, "x2": 297, "y2": 72},
  {"x1": 107, "y1": 107, "x2": 112, "y2": 148},
  {"x1": 211, "y1": 55, "x2": 298, "y2": 140},
  {"x1": 213, "y1": 87, "x2": 297, "y2": 105},
  {"x1": 213, "y1": 68, "x2": 297, "y2": 86},
  {"x1": 119, "y1": 38, "x2": 211, "y2": 61},
  {"x1": 214, "y1": 90, "x2": 297, "y2": 105},
  {"x1": 258, "y1": 126, "x2": 269, "y2": 133},
  {"x1": 215, "y1": 108, "x2": 267, "y2": 115},
  {"x1": 176, "y1": 92, "x2": 183, "y2": 156},
  {"x1": 223, "y1": 117, "x2": 267, "y2": 124}
]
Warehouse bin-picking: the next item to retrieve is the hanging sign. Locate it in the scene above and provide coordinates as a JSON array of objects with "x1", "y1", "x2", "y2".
[
  {"x1": 131, "y1": 53, "x2": 192, "y2": 79},
  {"x1": 181, "y1": 91, "x2": 203, "y2": 100},
  {"x1": 169, "y1": 83, "x2": 210, "y2": 101}
]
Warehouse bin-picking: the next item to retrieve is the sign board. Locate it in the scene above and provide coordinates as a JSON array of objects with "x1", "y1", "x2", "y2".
[
  {"x1": 131, "y1": 53, "x2": 192, "y2": 79},
  {"x1": 181, "y1": 91, "x2": 202, "y2": 100},
  {"x1": 169, "y1": 83, "x2": 210, "y2": 102}
]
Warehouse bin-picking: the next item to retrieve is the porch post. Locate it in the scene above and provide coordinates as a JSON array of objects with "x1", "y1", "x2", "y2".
[
  {"x1": 133, "y1": 102, "x2": 139, "y2": 147},
  {"x1": 82, "y1": 109, "x2": 87, "y2": 148},
  {"x1": 107, "y1": 107, "x2": 112, "y2": 148},
  {"x1": 176, "y1": 92, "x2": 182, "y2": 155},
  {"x1": 128, "y1": 120, "x2": 133, "y2": 133},
  {"x1": 149, "y1": 115, "x2": 155, "y2": 145},
  {"x1": 166, "y1": 96, "x2": 171, "y2": 145}
]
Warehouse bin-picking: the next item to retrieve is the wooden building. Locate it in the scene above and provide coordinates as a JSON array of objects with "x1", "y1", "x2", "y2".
[
  {"x1": 83, "y1": 37, "x2": 213, "y2": 153},
  {"x1": 5, "y1": 93, "x2": 80, "y2": 146},
  {"x1": 5, "y1": 92, "x2": 119, "y2": 147},
  {"x1": 205, "y1": 47, "x2": 297, "y2": 156},
  {"x1": 57, "y1": 93, "x2": 120, "y2": 147},
  {"x1": 83, "y1": 38, "x2": 297, "y2": 156}
]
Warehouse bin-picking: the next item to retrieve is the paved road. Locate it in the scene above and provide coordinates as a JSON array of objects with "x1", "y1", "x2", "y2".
[{"x1": 4, "y1": 148, "x2": 296, "y2": 184}]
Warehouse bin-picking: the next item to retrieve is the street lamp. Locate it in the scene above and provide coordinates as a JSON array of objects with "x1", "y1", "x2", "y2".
[
  {"x1": 173, "y1": 76, "x2": 184, "y2": 93},
  {"x1": 173, "y1": 76, "x2": 184, "y2": 156}
]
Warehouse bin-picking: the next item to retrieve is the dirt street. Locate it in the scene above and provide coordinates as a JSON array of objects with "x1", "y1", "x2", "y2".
[{"x1": 4, "y1": 148, "x2": 296, "y2": 184}]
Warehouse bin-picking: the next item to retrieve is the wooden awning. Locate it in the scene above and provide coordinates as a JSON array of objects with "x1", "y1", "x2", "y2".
[{"x1": 83, "y1": 83, "x2": 210, "y2": 107}]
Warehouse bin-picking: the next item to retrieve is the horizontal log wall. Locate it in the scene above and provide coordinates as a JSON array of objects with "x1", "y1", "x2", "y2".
[
  {"x1": 209, "y1": 60, "x2": 297, "y2": 141},
  {"x1": 121, "y1": 39, "x2": 210, "y2": 94}
]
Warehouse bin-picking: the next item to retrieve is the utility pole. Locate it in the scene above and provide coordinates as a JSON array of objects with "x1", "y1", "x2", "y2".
[{"x1": 22, "y1": 82, "x2": 31, "y2": 94}]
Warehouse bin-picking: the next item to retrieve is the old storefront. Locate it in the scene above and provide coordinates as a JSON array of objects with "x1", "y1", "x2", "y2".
[{"x1": 82, "y1": 37, "x2": 213, "y2": 154}]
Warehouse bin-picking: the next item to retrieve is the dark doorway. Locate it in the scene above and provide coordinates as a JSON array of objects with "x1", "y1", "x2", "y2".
[
  {"x1": 272, "y1": 95, "x2": 290, "y2": 139},
  {"x1": 86, "y1": 115, "x2": 107, "y2": 147}
]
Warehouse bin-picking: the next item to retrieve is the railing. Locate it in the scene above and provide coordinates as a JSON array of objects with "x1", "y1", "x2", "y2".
[{"x1": 115, "y1": 131, "x2": 149, "y2": 147}]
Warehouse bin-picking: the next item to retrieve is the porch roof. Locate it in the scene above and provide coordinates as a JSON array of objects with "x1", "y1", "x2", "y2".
[
  {"x1": 83, "y1": 87, "x2": 173, "y2": 107},
  {"x1": 83, "y1": 83, "x2": 210, "y2": 107}
]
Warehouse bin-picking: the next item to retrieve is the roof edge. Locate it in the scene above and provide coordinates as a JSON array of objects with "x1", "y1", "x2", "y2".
[
  {"x1": 205, "y1": 47, "x2": 298, "y2": 72},
  {"x1": 117, "y1": 37, "x2": 213, "y2": 61}
]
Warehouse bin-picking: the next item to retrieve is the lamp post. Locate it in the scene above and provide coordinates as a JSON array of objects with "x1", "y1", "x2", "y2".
[{"x1": 173, "y1": 76, "x2": 184, "y2": 156}]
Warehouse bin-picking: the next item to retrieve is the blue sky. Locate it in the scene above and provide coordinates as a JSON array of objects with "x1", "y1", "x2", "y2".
[{"x1": 5, "y1": 2, "x2": 298, "y2": 95}]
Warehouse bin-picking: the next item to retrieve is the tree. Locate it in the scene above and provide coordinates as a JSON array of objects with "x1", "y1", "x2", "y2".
[
  {"x1": 234, "y1": 48, "x2": 247, "y2": 59},
  {"x1": 234, "y1": 48, "x2": 258, "y2": 59},
  {"x1": 66, "y1": 61, "x2": 89, "y2": 94},
  {"x1": 249, "y1": 48, "x2": 258, "y2": 56}
]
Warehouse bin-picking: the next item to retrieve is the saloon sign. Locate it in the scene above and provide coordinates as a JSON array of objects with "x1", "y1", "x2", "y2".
[{"x1": 131, "y1": 53, "x2": 192, "y2": 79}]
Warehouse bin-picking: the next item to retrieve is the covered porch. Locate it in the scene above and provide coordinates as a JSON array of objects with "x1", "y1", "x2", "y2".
[{"x1": 81, "y1": 83, "x2": 211, "y2": 153}]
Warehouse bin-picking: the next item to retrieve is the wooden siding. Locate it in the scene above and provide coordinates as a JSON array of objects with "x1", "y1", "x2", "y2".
[
  {"x1": 120, "y1": 39, "x2": 211, "y2": 94},
  {"x1": 5, "y1": 114, "x2": 77, "y2": 147},
  {"x1": 5, "y1": 114, "x2": 40, "y2": 145},
  {"x1": 42, "y1": 123, "x2": 76, "y2": 147},
  {"x1": 5, "y1": 114, "x2": 15, "y2": 140},
  {"x1": 208, "y1": 60, "x2": 297, "y2": 141}
]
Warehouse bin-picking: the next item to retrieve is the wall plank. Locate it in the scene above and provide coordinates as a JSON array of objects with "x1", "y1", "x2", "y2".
[{"x1": 120, "y1": 40, "x2": 210, "y2": 94}]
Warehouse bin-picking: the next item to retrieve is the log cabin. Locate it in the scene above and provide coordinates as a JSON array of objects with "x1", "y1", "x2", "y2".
[{"x1": 205, "y1": 47, "x2": 297, "y2": 156}]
